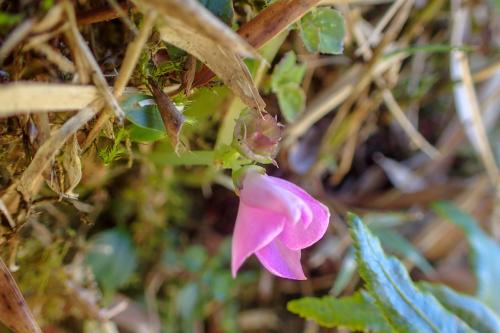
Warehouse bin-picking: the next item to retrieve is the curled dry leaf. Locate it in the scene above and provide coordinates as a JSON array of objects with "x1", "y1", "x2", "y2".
[
  {"x1": 16, "y1": 104, "x2": 99, "y2": 204},
  {"x1": 45, "y1": 134, "x2": 82, "y2": 198},
  {"x1": 147, "y1": 78, "x2": 185, "y2": 152},
  {"x1": 0, "y1": 258, "x2": 41, "y2": 333},
  {"x1": 141, "y1": 0, "x2": 265, "y2": 111}
]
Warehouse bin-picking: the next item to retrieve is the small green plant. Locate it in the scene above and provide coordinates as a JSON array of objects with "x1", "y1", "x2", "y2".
[
  {"x1": 97, "y1": 128, "x2": 129, "y2": 165},
  {"x1": 288, "y1": 209, "x2": 500, "y2": 333},
  {"x1": 269, "y1": 51, "x2": 306, "y2": 123}
]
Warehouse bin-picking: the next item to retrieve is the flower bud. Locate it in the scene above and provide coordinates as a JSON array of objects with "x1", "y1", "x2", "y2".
[{"x1": 233, "y1": 109, "x2": 282, "y2": 164}]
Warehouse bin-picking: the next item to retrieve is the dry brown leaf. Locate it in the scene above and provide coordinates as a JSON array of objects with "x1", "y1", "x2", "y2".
[
  {"x1": 0, "y1": 258, "x2": 42, "y2": 333},
  {"x1": 141, "y1": 0, "x2": 265, "y2": 111},
  {"x1": 62, "y1": 134, "x2": 82, "y2": 196},
  {"x1": 148, "y1": 78, "x2": 185, "y2": 152},
  {"x1": 17, "y1": 104, "x2": 99, "y2": 202},
  {"x1": 45, "y1": 134, "x2": 82, "y2": 198}
]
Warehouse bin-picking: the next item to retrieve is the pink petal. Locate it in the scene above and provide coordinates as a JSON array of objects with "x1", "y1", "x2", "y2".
[
  {"x1": 267, "y1": 177, "x2": 330, "y2": 250},
  {"x1": 256, "y1": 239, "x2": 306, "y2": 280},
  {"x1": 240, "y1": 172, "x2": 304, "y2": 224},
  {"x1": 231, "y1": 202, "x2": 285, "y2": 277},
  {"x1": 267, "y1": 176, "x2": 325, "y2": 229},
  {"x1": 278, "y1": 207, "x2": 329, "y2": 251}
]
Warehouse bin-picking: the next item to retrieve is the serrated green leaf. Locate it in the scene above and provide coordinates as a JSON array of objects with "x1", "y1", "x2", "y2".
[
  {"x1": 349, "y1": 213, "x2": 474, "y2": 333},
  {"x1": 270, "y1": 51, "x2": 306, "y2": 91},
  {"x1": 432, "y1": 201, "x2": 500, "y2": 314},
  {"x1": 419, "y1": 282, "x2": 500, "y2": 333},
  {"x1": 85, "y1": 229, "x2": 137, "y2": 295},
  {"x1": 198, "y1": 0, "x2": 234, "y2": 24},
  {"x1": 288, "y1": 291, "x2": 393, "y2": 332},
  {"x1": 299, "y1": 8, "x2": 345, "y2": 54},
  {"x1": 372, "y1": 228, "x2": 434, "y2": 274},
  {"x1": 276, "y1": 84, "x2": 305, "y2": 122}
]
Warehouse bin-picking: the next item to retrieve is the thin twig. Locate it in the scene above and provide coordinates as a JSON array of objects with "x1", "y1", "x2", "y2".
[
  {"x1": 105, "y1": 0, "x2": 138, "y2": 34},
  {"x1": 83, "y1": 10, "x2": 158, "y2": 150},
  {"x1": 0, "y1": 200, "x2": 16, "y2": 228},
  {"x1": 29, "y1": 43, "x2": 76, "y2": 73},
  {"x1": 0, "y1": 19, "x2": 34, "y2": 64},
  {"x1": 76, "y1": 1, "x2": 131, "y2": 26},
  {"x1": 64, "y1": 1, "x2": 125, "y2": 119},
  {"x1": 381, "y1": 88, "x2": 440, "y2": 158}
]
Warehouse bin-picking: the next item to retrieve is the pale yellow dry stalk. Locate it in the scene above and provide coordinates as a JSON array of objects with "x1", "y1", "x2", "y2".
[
  {"x1": 0, "y1": 19, "x2": 34, "y2": 64},
  {"x1": 29, "y1": 43, "x2": 76, "y2": 73},
  {"x1": 0, "y1": 84, "x2": 99, "y2": 116},
  {"x1": 450, "y1": 5, "x2": 499, "y2": 185},
  {"x1": 352, "y1": 0, "x2": 439, "y2": 158}
]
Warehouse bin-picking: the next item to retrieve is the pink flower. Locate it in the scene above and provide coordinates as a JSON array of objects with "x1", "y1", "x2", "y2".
[{"x1": 231, "y1": 171, "x2": 330, "y2": 280}]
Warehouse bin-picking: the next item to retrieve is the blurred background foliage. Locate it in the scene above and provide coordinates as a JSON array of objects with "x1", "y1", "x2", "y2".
[{"x1": 0, "y1": 0, "x2": 499, "y2": 332}]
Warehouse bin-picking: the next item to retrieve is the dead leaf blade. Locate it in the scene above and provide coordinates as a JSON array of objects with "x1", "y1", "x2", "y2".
[
  {"x1": 144, "y1": 0, "x2": 265, "y2": 111},
  {"x1": 0, "y1": 258, "x2": 42, "y2": 333}
]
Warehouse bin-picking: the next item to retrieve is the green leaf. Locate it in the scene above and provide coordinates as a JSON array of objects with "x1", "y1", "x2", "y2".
[
  {"x1": 363, "y1": 211, "x2": 419, "y2": 228},
  {"x1": 122, "y1": 94, "x2": 166, "y2": 132},
  {"x1": 372, "y1": 228, "x2": 434, "y2": 274},
  {"x1": 176, "y1": 282, "x2": 200, "y2": 319},
  {"x1": 85, "y1": 229, "x2": 137, "y2": 295},
  {"x1": 121, "y1": 93, "x2": 169, "y2": 142},
  {"x1": 149, "y1": 150, "x2": 215, "y2": 166},
  {"x1": 127, "y1": 124, "x2": 165, "y2": 142},
  {"x1": 287, "y1": 291, "x2": 393, "y2": 332},
  {"x1": 182, "y1": 245, "x2": 207, "y2": 272},
  {"x1": 0, "y1": 12, "x2": 23, "y2": 27},
  {"x1": 432, "y1": 201, "x2": 500, "y2": 314},
  {"x1": 349, "y1": 213, "x2": 474, "y2": 333},
  {"x1": 299, "y1": 8, "x2": 345, "y2": 54},
  {"x1": 270, "y1": 51, "x2": 306, "y2": 91},
  {"x1": 276, "y1": 84, "x2": 305, "y2": 122},
  {"x1": 198, "y1": 0, "x2": 234, "y2": 24},
  {"x1": 270, "y1": 51, "x2": 307, "y2": 122},
  {"x1": 419, "y1": 282, "x2": 500, "y2": 333}
]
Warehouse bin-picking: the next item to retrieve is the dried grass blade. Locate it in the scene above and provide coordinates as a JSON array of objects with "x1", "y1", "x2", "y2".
[
  {"x1": 450, "y1": 7, "x2": 499, "y2": 183},
  {"x1": 0, "y1": 83, "x2": 98, "y2": 116},
  {"x1": 382, "y1": 88, "x2": 440, "y2": 158},
  {"x1": 0, "y1": 19, "x2": 34, "y2": 64}
]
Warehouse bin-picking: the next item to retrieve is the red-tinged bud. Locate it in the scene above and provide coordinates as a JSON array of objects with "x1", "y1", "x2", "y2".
[{"x1": 234, "y1": 109, "x2": 282, "y2": 164}]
